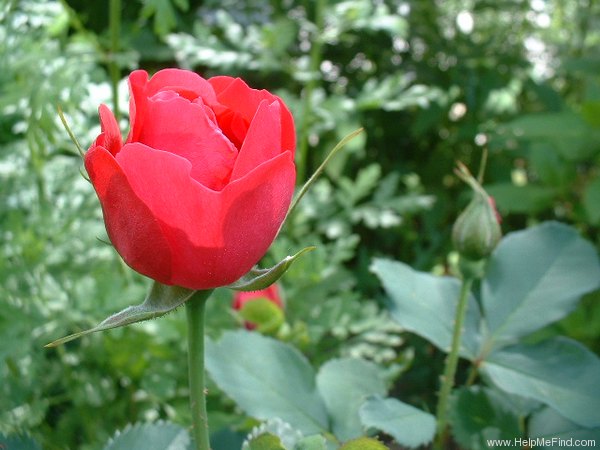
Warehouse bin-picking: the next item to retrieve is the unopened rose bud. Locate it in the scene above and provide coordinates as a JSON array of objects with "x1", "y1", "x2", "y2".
[
  {"x1": 452, "y1": 189, "x2": 502, "y2": 261},
  {"x1": 232, "y1": 284, "x2": 284, "y2": 333},
  {"x1": 86, "y1": 69, "x2": 296, "y2": 290}
]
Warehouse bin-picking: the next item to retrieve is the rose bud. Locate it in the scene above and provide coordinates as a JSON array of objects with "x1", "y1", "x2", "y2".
[
  {"x1": 232, "y1": 284, "x2": 284, "y2": 332},
  {"x1": 85, "y1": 69, "x2": 296, "y2": 289},
  {"x1": 452, "y1": 189, "x2": 502, "y2": 261}
]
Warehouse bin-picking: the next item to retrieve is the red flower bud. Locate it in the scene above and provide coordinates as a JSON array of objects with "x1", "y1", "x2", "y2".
[
  {"x1": 232, "y1": 284, "x2": 284, "y2": 331},
  {"x1": 85, "y1": 69, "x2": 296, "y2": 289}
]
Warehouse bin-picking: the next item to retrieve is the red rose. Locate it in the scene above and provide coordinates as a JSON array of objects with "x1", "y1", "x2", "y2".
[
  {"x1": 85, "y1": 69, "x2": 296, "y2": 289},
  {"x1": 232, "y1": 284, "x2": 284, "y2": 311},
  {"x1": 232, "y1": 284, "x2": 284, "y2": 330}
]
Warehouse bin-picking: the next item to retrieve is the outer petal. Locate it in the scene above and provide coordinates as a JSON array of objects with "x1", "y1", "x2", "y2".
[
  {"x1": 137, "y1": 93, "x2": 237, "y2": 190},
  {"x1": 97, "y1": 104, "x2": 122, "y2": 156},
  {"x1": 116, "y1": 143, "x2": 222, "y2": 248},
  {"x1": 116, "y1": 143, "x2": 296, "y2": 289},
  {"x1": 84, "y1": 145, "x2": 173, "y2": 284},
  {"x1": 126, "y1": 70, "x2": 149, "y2": 144},
  {"x1": 209, "y1": 76, "x2": 296, "y2": 153},
  {"x1": 230, "y1": 100, "x2": 281, "y2": 181}
]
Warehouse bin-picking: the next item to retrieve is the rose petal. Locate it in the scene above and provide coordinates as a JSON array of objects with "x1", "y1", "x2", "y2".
[
  {"x1": 146, "y1": 68, "x2": 216, "y2": 104},
  {"x1": 180, "y1": 150, "x2": 295, "y2": 288},
  {"x1": 207, "y1": 76, "x2": 236, "y2": 95},
  {"x1": 127, "y1": 70, "x2": 149, "y2": 144},
  {"x1": 116, "y1": 143, "x2": 295, "y2": 289},
  {"x1": 115, "y1": 143, "x2": 222, "y2": 247},
  {"x1": 97, "y1": 104, "x2": 122, "y2": 156},
  {"x1": 212, "y1": 106, "x2": 249, "y2": 149},
  {"x1": 210, "y1": 77, "x2": 271, "y2": 124},
  {"x1": 127, "y1": 69, "x2": 218, "y2": 145},
  {"x1": 209, "y1": 76, "x2": 296, "y2": 153},
  {"x1": 138, "y1": 94, "x2": 237, "y2": 190},
  {"x1": 230, "y1": 100, "x2": 281, "y2": 181},
  {"x1": 84, "y1": 145, "x2": 173, "y2": 284}
]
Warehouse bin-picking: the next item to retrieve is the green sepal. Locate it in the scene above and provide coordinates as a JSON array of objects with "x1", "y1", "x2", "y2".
[
  {"x1": 45, "y1": 282, "x2": 201, "y2": 347},
  {"x1": 57, "y1": 105, "x2": 85, "y2": 158},
  {"x1": 457, "y1": 257, "x2": 487, "y2": 280},
  {"x1": 227, "y1": 247, "x2": 315, "y2": 292},
  {"x1": 286, "y1": 128, "x2": 364, "y2": 219},
  {"x1": 239, "y1": 298, "x2": 285, "y2": 334}
]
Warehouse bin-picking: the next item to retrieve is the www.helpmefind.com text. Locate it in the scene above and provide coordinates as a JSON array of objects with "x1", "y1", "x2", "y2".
[{"x1": 487, "y1": 437, "x2": 596, "y2": 448}]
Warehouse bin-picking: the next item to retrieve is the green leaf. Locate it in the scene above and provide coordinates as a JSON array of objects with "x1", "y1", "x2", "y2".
[
  {"x1": 227, "y1": 247, "x2": 315, "y2": 291},
  {"x1": 448, "y1": 386, "x2": 522, "y2": 450},
  {"x1": 581, "y1": 100, "x2": 600, "y2": 128},
  {"x1": 370, "y1": 258, "x2": 481, "y2": 359},
  {"x1": 583, "y1": 177, "x2": 600, "y2": 225},
  {"x1": 339, "y1": 437, "x2": 389, "y2": 450},
  {"x1": 481, "y1": 337, "x2": 600, "y2": 428},
  {"x1": 558, "y1": 290, "x2": 600, "y2": 349},
  {"x1": 316, "y1": 358, "x2": 387, "y2": 441},
  {"x1": 485, "y1": 183, "x2": 557, "y2": 214},
  {"x1": 210, "y1": 429, "x2": 246, "y2": 450},
  {"x1": 498, "y1": 111, "x2": 600, "y2": 160},
  {"x1": 103, "y1": 421, "x2": 191, "y2": 450},
  {"x1": 247, "y1": 433, "x2": 287, "y2": 450},
  {"x1": 45, "y1": 282, "x2": 199, "y2": 347},
  {"x1": 481, "y1": 222, "x2": 600, "y2": 347},
  {"x1": 205, "y1": 330, "x2": 328, "y2": 434},
  {"x1": 529, "y1": 407, "x2": 600, "y2": 449},
  {"x1": 529, "y1": 143, "x2": 576, "y2": 188},
  {"x1": 359, "y1": 396, "x2": 435, "y2": 448},
  {"x1": 294, "y1": 435, "x2": 327, "y2": 450},
  {"x1": 238, "y1": 298, "x2": 285, "y2": 334},
  {"x1": 0, "y1": 433, "x2": 42, "y2": 450}
]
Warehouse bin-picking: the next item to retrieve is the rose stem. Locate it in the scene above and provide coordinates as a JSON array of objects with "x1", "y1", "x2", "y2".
[
  {"x1": 108, "y1": 0, "x2": 121, "y2": 122},
  {"x1": 186, "y1": 290, "x2": 214, "y2": 450},
  {"x1": 434, "y1": 276, "x2": 474, "y2": 449},
  {"x1": 297, "y1": 0, "x2": 326, "y2": 182}
]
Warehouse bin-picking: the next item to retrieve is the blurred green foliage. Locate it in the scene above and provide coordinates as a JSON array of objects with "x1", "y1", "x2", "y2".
[{"x1": 1, "y1": 0, "x2": 599, "y2": 448}]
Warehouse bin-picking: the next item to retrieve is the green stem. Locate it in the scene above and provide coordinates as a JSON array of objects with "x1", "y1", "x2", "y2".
[
  {"x1": 109, "y1": 0, "x2": 121, "y2": 121},
  {"x1": 465, "y1": 364, "x2": 479, "y2": 386},
  {"x1": 186, "y1": 290, "x2": 214, "y2": 450},
  {"x1": 297, "y1": 0, "x2": 326, "y2": 182},
  {"x1": 434, "y1": 276, "x2": 474, "y2": 449}
]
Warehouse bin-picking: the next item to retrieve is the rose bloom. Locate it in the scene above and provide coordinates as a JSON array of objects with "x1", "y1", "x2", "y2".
[
  {"x1": 232, "y1": 284, "x2": 284, "y2": 330},
  {"x1": 85, "y1": 69, "x2": 296, "y2": 289}
]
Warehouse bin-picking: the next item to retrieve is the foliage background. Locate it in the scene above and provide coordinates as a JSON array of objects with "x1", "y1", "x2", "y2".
[{"x1": 1, "y1": 0, "x2": 599, "y2": 448}]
